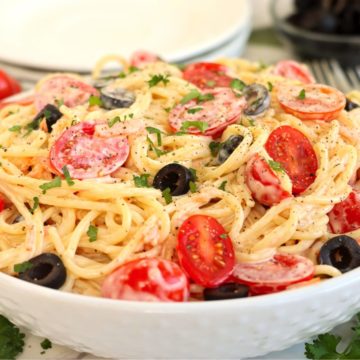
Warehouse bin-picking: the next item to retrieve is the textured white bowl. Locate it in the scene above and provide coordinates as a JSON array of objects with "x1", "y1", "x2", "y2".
[{"x1": 1, "y1": 268, "x2": 360, "y2": 359}]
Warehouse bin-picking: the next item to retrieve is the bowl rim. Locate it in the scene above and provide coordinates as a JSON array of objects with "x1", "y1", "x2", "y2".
[
  {"x1": 3, "y1": 266, "x2": 360, "y2": 312},
  {"x1": 270, "y1": 0, "x2": 360, "y2": 44}
]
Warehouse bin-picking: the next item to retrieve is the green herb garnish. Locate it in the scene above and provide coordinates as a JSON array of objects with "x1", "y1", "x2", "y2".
[
  {"x1": 209, "y1": 141, "x2": 221, "y2": 157},
  {"x1": 187, "y1": 107, "x2": 203, "y2": 114},
  {"x1": 39, "y1": 176, "x2": 62, "y2": 194},
  {"x1": 230, "y1": 78, "x2": 246, "y2": 93},
  {"x1": 89, "y1": 95, "x2": 103, "y2": 107},
  {"x1": 180, "y1": 121, "x2": 208, "y2": 133},
  {"x1": 62, "y1": 165, "x2": 74, "y2": 186},
  {"x1": 87, "y1": 225, "x2": 98, "y2": 242},
  {"x1": 189, "y1": 181, "x2": 197, "y2": 193},
  {"x1": 218, "y1": 180, "x2": 227, "y2": 191},
  {"x1": 298, "y1": 89, "x2": 306, "y2": 100},
  {"x1": 180, "y1": 90, "x2": 214, "y2": 105},
  {"x1": 147, "y1": 74, "x2": 170, "y2": 87},
  {"x1": 40, "y1": 338, "x2": 52, "y2": 350},
  {"x1": 162, "y1": 188, "x2": 172, "y2": 204},
  {"x1": 0, "y1": 315, "x2": 25, "y2": 359},
  {"x1": 14, "y1": 261, "x2": 33, "y2": 273},
  {"x1": 268, "y1": 160, "x2": 285, "y2": 172},
  {"x1": 147, "y1": 136, "x2": 167, "y2": 157},
  {"x1": 29, "y1": 197, "x2": 39, "y2": 214},
  {"x1": 108, "y1": 116, "x2": 121, "y2": 128},
  {"x1": 146, "y1": 127, "x2": 163, "y2": 146},
  {"x1": 8, "y1": 125, "x2": 21, "y2": 133},
  {"x1": 220, "y1": 233, "x2": 228, "y2": 239},
  {"x1": 189, "y1": 168, "x2": 197, "y2": 181},
  {"x1": 267, "y1": 82, "x2": 273, "y2": 92},
  {"x1": 133, "y1": 174, "x2": 150, "y2": 188},
  {"x1": 128, "y1": 66, "x2": 139, "y2": 74}
]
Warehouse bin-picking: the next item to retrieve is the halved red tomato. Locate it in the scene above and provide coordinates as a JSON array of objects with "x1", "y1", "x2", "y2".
[
  {"x1": 50, "y1": 121, "x2": 129, "y2": 179},
  {"x1": 245, "y1": 154, "x2": 291, "y2": 206},
  {"x1": 101, "y1": 258, "x2": 189, "y2": 302},
  {"x1": 34, "y1": 75, "x2": 98, "y2": 111},
  {"x1": 232, "y1": 253, "x2": 315, "y2": 295},
  {"x1": 277, "y1": 83, "x2": 346, "y2": 121},
  {"x1": 273, "y1": 60, "x2": 315, "y2": 84},
  {"x1": 265, "y1": 126, "x2": 318, "y2": 195},
  {"x1": 0, "y1": 69, "x2": 21, "y2": 100},
  {"x1": 328, "y1": 190, "x2": 360, "y2": 234},
  {"x1": 130, "y1": 50, "x2": 161, "y2": 68},
  {"x1": 168, "y1": 88, "x2": 246, "y2": 138},
  {"x1": 177, "y1": 214, "x2": 235, "y2": 288},
  {"x1": 183, "y1": 62, "x2": 233, "y2": 89}
]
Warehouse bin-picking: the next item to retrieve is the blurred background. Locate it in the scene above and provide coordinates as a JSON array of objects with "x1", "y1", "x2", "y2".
[{"x1": 0, "y1": 0, "x2": 359, "y2": 98}]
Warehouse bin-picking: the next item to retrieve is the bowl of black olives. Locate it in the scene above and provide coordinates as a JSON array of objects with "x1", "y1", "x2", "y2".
[{"x1": 270, "y1": 0, "x2": 360, "y2": 66}]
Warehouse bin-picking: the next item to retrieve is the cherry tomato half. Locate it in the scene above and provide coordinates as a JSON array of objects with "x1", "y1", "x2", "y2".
[
  {"x1": 245, "y1": 154, "x2": 291, "y2": 206},
  {"x1": 265, "y1": 126, "x2": 318, "y2": 195},
  {"x1": 101, "y1": 258, "x2": 189, "y2": 302},
  {"x1": 232, "y1": 253, "x2": 315, "y2": 295},
  {"x1": 168, "y1": 87, "x2": 246, "y2": 138},
  {"x1": 177, "y1": 215, "x2": 235, "y2": 288},
  {"x1": 183, "y1": 62, "x2": 234, "y2": 89},
  {"x1": 328, "y1": 190, "x2": 360, "y2": 234},
  {"x1": 50, "y1": 121, "x2": 129, "y2": 179},
  {"x1": 277, "y1": 83, "x2": 346, "y2": 121},
  {"x1": 0, "y1": 69, "x2": 21, "y2": 100},
  {"x1": 273, "y1": 60, "x2": 315, "y2": 84},
  {"x1": 34, "y1": 75, "x2": 98, "y2": 111},
  {"x1": 130, "y1": 50, "x2": 161, "y2": 68}
]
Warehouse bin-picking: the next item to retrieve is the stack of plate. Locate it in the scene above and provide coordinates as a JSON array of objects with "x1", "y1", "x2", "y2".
[{"x1": 0, "y1": 0, "x2": 251, "y2": 84}]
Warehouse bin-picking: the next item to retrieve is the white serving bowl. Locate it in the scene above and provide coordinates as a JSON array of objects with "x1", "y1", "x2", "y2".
[{"x1": 1, "y1": 268, "x2": 360, "y2": 359}]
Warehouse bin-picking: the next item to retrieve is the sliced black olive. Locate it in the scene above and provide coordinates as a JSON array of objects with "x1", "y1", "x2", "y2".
[
  {"x1": 100, "y1": 85, "x2": 136, "y2": 110},
  {"x1": 345, "y1": 98, "x2": 360, "y2": 111},
  {"x1": 319, "y1": 235, "x2": 360, "y2": 273},
  {"x1": 153, "y1": 163, "x2": 194, "y2": 196},
  {"x1": 27, "y1": 104, "x2": 62, "y2": 132},
  {"x1": 203, "y1": 283, "x2": 249, "y2": 301},
  {"x1": 243, "y1": 84, "x2": 270, "y2": 116},
  {"x1": 18, "y1": 253, "x2": 66, "y2": 289},
  {"x1": 217, "y1": 135, "x2": 244, "y2": 164}
]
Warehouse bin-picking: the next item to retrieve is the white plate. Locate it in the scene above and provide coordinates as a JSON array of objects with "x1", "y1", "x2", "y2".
[{"x1": 0, "y1": 0, "x2": 251, "y2": 71}]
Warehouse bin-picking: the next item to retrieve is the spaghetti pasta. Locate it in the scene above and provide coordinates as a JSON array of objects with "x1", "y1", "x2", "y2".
[{"x1": 0, "y1": 55, "x2": 359, "y2": 299}]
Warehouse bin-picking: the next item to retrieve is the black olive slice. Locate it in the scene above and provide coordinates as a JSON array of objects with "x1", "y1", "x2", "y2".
[
  {"x1": 217, "y1": 135, "x2": 244, "y2": 164},
  {"x1": 243, "y1": 84, "x2": 270, "y2": 116},
  {"x1": 319, "y1": 235, "x2": 360, "y2": 273},
  {"x1": 345, "y1": 98, "x2": 360, "y2": 112},
  {"x1": 153, "y1": 163, "x2": 194, "y2": 196},
  {"x1": 18, "y1": 253, "x2": 66, "y2": 289},
  {"x1": 27, "y1": 104, "x2": 62, "y2": 132},
  {"x1": 100, "y1": 85, "x2": 136, "y2": 110},
  {"x1": 204, "y1": 283, "x2": 249, "y2": 301}
]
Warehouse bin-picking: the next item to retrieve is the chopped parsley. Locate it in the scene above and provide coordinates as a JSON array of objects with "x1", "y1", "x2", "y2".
[
  {"x1": 128, "y1": 65, "x2": 139, "y2": 74},
  {"x1": 189, "y1": 181, "x2": 197, "y2": 193},
  {"x1": 298, "y1": 89, "x2": 306, "y2": 100},
  {"x1": 248, "y1": 118, "x2": 255, "y2": 126},
  {"x1": 29, "y1": 197, "x2": 39, "y2": 214},
  {"x1": 218, "y1": 180, "x2": 227, "y2": 191},
  {"x1": 187, "y1": 107, "x2": 203, "y2": 114},
  {"x1": 209, "y1": 141, "x2": 221, "y2": 157},
  {"x1": 162, "y1": 188, "x2": 172, "y2": 204},
  {"x1": 220, "y1": 233, "x2": 228, "y2": 239},
  {"x1": 180, "y1": 89, "x2": 214, "y2": 105},
  {"x1": 267, "y1": 81, "x2": 273, "y2": 92},
  {"x1": 14, "y1": 261, "x2": 33, "y2": 273},
  {"x1": 40, "y1": 338, "x2": 52, "y2": 351},
  {"x1": 268, "y1": 160, "x2": 285, "y2": 173},
  {"x1": 305, "y1": 313, "x2": 360, "y2": 359},
  {"x1": 87, "y1": 225, "x2": 98, "y2": 242},
  {"x1": 89, "y1": 95, "x2": 103, "y2": 106},
  {"x1": 147, "y1": 74, "x2": 170, "y2": 87},
  {"x1": 189, "y1": 167, "x2": 197, "y2": 181},
  {"x1": 8, "y1": 125, "x2": 21, "y2": 133},
  {"x1": 108, "y1": 116, "x2": 121, "y2": 128},
  {"x1": 55, "y1": 98, "x2": 64, "y2": 107},
  {"x1": 164, "y1": 107, "x2": 172, "y2": 113},
  {"x1": 230, "y1": 78, "x2": 246, "y2": 93},
  {"x1": 0, "y1": 315, "x2": 25, "y2": 359},
  {"x1": 39, "y1": 176, "x2": 62, "y2": 194},
  {"x1": 133, "y1": 174, "x2": 151, "y2": 188},
  {"x1": 146, "y1": 127, "x2": 163, "y2": 146},
  {"x1": 180, "y1": 121, "x2": 208, "y2": 133},
  {"x1": 62, "y1": 165, "x2": 74, "y2": 186},
  {"x1": 147, "y1": 136, "x2": 167, "y2": 157}
]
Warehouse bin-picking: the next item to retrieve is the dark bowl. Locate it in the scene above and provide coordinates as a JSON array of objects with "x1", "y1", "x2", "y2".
[{"x1": 270, "y1": 0, "x2": 360, "y2": 66}]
